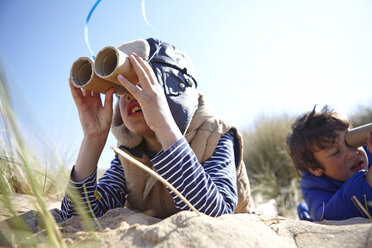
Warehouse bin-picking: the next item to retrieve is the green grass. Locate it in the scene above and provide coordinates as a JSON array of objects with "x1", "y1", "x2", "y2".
[
  {"x1": 0, "y1": 64, "x2": 105, "y2": 247},
  {"x1": 0, "y1": 65, "x2": 68, "y2": 247},
  {"x1": 349, "y1": 104, "x2": 372, "y2": 127},
  {"x1": 242, "y1": 115, "x2": 301, "y2": 219}
]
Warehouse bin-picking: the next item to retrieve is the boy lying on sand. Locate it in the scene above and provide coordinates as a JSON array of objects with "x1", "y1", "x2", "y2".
[{"x1": 287, "y1": 105, "x2": 372, "y2": 221}]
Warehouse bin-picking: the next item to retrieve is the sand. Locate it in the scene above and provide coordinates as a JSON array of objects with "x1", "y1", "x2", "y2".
[{"x1": 1, "y1": 194, "x2": 372, "y2": 247}]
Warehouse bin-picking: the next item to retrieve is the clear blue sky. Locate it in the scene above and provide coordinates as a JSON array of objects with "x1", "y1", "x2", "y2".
[{"x1": 1, "y1": 0, "x2": 371, "y2": 169}]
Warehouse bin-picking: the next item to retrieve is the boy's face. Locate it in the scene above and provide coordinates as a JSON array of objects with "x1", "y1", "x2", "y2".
[
  {"x1": 310, "y1": 130, "x2": 368, "y2": 182},
  {"x1": 118, "y1": 92, "x2": 153, "y2": 136}
]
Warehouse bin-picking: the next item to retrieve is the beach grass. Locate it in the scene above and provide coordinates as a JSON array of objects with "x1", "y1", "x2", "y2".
[
  {"x1": 349, "y1": 105, "x2": 372, "y2": 127},
  {"x1": 0, "y1": 66, "x2": 68, "y2": 247},
  {"x1": 0, "y1": 65, "x2": 107, "y2": 247},
  {"x1": 242, "y1": 115, "x2": 301, "y2": 219}
]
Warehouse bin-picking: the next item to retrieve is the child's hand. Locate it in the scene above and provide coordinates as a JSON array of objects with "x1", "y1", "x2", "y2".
[
  {"x1": 116, "y1": 53, "x2": 182, "y2": 150},
  {"x1": 69, "y1": 80, "x2": 114, "y2": 142}
]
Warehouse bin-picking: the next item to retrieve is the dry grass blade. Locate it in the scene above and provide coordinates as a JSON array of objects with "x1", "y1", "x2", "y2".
[
  {"x1": 112, "y1": 146, "x2": 201, "y2": 216},
  {"x1": 351, "y1": 195, "x2": 372, "y2": 219},
  {"x1": 0, "y1": 65, "x2": 66, "y2": 247}
]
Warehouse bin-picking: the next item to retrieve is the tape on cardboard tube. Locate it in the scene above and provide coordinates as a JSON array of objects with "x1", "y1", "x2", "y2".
[
  {"x1": 345, "y1": 123, "x2": 372, "y2": 148},
  {"x1": 70, "y1": 57, "x2": 127, "y2": 95},
  {"x1": 94, "y1": 46, "x2": 139, "y2": 86}
]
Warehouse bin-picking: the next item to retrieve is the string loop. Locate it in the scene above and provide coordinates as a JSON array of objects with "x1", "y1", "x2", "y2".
[
  {"x1": 85, "y1": 0, "x2": 102, "y2": 59},
  {"x1": 84, "y1": 0, "x2": 163, "y2": 95}
]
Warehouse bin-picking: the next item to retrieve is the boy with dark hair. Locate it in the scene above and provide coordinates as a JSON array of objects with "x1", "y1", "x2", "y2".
[{"x1": 286, "y1": 105, "x2": 372, "y2": 221}]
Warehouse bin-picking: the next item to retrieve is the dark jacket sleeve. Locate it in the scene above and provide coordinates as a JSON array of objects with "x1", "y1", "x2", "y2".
[
  {"x1": 302, "y1": 171, "x2": 372, "y2": 221},
  {"x1": 60, "y1": 155, "x2": 128, "y2": 221}
]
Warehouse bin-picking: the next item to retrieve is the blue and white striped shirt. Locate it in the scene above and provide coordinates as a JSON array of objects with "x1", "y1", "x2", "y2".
[{"x1": 60, "y1": 131, "x2": 238, "y2": 221}]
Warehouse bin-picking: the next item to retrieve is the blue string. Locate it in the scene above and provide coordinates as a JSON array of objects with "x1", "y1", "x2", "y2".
[
  {"x1": 85, "y1": 0, "x2": 102, "y2": 60},
  {"x1": 84, "y1": 0, "x2": 163, "y2": 94}
]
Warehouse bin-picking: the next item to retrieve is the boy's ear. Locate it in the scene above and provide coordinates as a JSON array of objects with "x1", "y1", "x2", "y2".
[{"x1": 308, "y1": 168, "x2": 324, "y2": 176}]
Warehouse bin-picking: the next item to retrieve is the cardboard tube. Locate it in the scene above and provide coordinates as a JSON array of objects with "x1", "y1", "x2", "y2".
[
  {"x1": 70, "y1": 57, "x2": 127, "y2": 95},
  {"x1": 94, "y1": 46, "x2": 139, "y2": 85},
  {"x1": 345, "y1": 123, "x2": 372, "y2": 148}
]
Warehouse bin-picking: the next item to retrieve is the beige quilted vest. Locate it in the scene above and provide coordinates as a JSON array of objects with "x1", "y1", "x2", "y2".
[{"x1": 117, "y1": 95, "x2": 253, "y2": 218}]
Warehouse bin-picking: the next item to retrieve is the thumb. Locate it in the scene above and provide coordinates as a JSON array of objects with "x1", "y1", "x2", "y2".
[{"x1": 117, "y1": 74, "x2": 141, "y2": 99}]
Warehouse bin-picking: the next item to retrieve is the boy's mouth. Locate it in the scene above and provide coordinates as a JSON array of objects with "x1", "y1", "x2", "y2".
[
  {"x1": 127, "y1": 101, "x2": 142, "y2": 116},
  {"x1": 350, "y1": 160, "x2": 364, "y2": 172}
]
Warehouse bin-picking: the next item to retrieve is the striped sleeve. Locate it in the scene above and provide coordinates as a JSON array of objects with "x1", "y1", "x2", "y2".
[
  {"x1": 60, "y1": 155, "x2": 128, "y2": 221},
  {"x1": 151, "y1": 130, "x2": 238, "y2": 217}
]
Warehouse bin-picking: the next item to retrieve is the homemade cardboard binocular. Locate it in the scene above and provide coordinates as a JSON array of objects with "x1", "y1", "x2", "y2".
[
  {"x1": 70, "y1": 39, "x2": 150, "y2": 95},
  {"x1": 345, "y1": 123, "x2": 372, "y2": 148}
]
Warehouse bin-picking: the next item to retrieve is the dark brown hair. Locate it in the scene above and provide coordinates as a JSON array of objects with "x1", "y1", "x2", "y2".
[{"x1": 286, "y1": 105, "x2": 350, "y2": 173}]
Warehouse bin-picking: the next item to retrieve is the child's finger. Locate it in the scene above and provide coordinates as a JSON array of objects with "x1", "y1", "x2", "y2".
[
  {"x1": 92, "y1": 91, "x2": 100, "y2": 98},
  {"x1": 83, "y1": 89, "x2": 93, "y2": 97},
  {"x1": 131, "y1": 53, "x2": 157, "y2": 85},
  {"x1": 103, "y1": 88, "x2": 114, "y2": 112},
  {"x1": 128, "y1": 54, "x2": 152, "y2": 89},
  {"x1": 117, "y1": 74, "x2": 142, "y2": 99},
  {"x1": 92, "y1": 90, "x2": 103, "y2": 106},
  {"x1": 69, "y1": 79, "x2": 83, "y2": 103}
]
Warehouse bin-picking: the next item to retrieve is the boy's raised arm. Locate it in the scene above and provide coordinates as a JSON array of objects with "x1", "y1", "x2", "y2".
[{"x1": 68, "y1": 80, "x2": 114, "y2": 181}]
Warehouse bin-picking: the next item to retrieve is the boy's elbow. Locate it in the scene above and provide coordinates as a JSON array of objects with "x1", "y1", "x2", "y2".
[
  {"x1": 219, "y1": 196, "x2": 238, "y2": 216},
  {"x1": 205, "y1": 197, "x2": 237, "y2": 217},
  {"x1": 308, "y1": 201, "x2": 326, "y2": 221}
]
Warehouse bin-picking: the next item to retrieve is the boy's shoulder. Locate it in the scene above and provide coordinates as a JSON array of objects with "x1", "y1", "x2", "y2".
[
  {"x1": 300, "y1": 171, "x2": 344, "y2": 192},
  {"x1": 301, "y1": 170, "x2": 368, "y2": 193}
]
